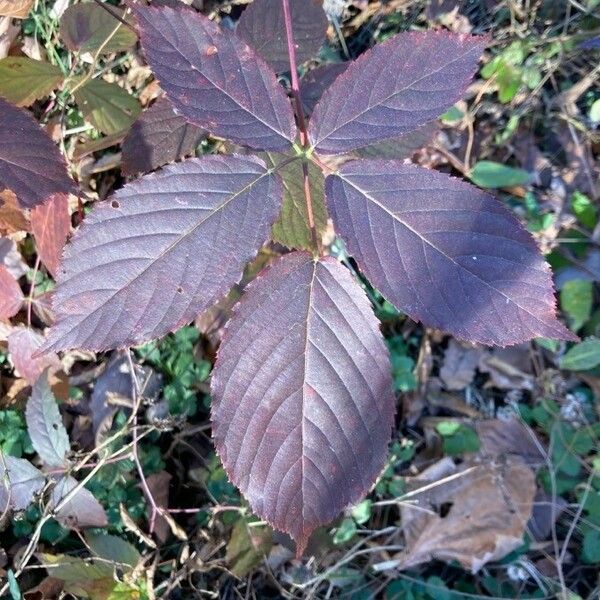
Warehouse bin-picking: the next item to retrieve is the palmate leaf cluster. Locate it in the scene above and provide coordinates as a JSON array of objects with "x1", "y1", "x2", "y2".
[{"x1": 0, "y1": 0, "x2": 574, "y2": 554}]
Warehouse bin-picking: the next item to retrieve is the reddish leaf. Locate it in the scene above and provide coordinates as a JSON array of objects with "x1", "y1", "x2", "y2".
[
  {"x1": 325, "y1": 161, "x2": 575, "y2": 345},
  {"x1": 308, "y1": 31, "x2": 486, "y2": 154},
  {"x1": 0, "y1": 264, "x2": 23, "y2": 319},
  {"x1": 8, "y1": 327, "x2": 61, "y2": 384},
  {"x1": 300, "y1": 62, "x2": 348, "y2": 116},
  {"x1": 42, "y1": 155, "x2": 282, "y2": 353},
  {"x1": 31, "y1": 193, "x2": 71, "y2": 278},
  {"x1": 236, "y1": 0, "x2": 328, "y2": 73},
  {"x1": 121, "y1": 97, "x2": 206, "y2": 175},
  {"x1": 212, "y1": 252, "x2": 395, "y2": 554},
  {"x1": 134, "y1": 5, "x2": 296, "y2": 150},
  {"x1": 0, "y1": 97, "x2": 75, "y2": 208},
  {"x1": 355, "y1": 121, "x2": 438, "y2": 159}
]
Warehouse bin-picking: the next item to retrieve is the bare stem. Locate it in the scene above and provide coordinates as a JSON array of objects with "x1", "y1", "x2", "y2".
[{"x1": 282, "y1": 0, "x2": 321, "y2": 256}]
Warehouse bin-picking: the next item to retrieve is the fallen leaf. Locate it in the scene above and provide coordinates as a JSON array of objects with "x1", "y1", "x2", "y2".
[
  {"x1": 396, "y1": 458, "x2": 536, "y2": 573},
  {"x1": 0, "y1": 237, "x2": 27, "y2": 279},
  {"x1": 144, "y1": 470, "x2": 171, "y2": 543},
  {"x1": 31, "y1": 193, "x2": 71, "y2": 277},
  {"x1": 0, "y1": 189, "x2": 30, "y2": 235},
  {"x1": 0, "y1": 454, "x2": 45, "y2": 513},
  {"x1": 226, "y1": 518, "x2": 272, "y2": 577},
  {"x1": 439, "y1": 340, "x2": 481, "y2": 390},
  {"x1": 478, "y1": 345, "x2": 534, "y2": 390},
  {"x1": 0, "y1": 264, "x2": 23, "y2": 319},
  {"x1": 0, "y1": 17, "x2": 19, "y2": 60},
  {"x1": 0, "y1": 0, "x2": 33, "y2": 18},
  {"x1": 8, "y1": 327, "x2": 61, "y2": 385}
]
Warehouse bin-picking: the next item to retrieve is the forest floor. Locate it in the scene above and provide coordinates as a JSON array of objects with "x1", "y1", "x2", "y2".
[{"x1": 0, "y1": 0, "x2": 599, "y2": 598}]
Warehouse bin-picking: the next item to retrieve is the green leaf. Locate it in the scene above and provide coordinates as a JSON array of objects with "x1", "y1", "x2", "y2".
[
  {"x1": 7, "y1": 570, "x2": 21, "y2": 600},
  {"x1": 72, "y1": 78, "x2": 141, "y2": 135},
  {"x1": 536, "y1": 338, "x2": 560, "y2": 352},
  {"x1": 582, "y1": 528, "x2": 600, "y2": 563},
  {"x1": 440, "y1": 105, "x2": 464, "y2": 123},
  {"x1": 436, "y1": 421, "x2": 461, "y2": 436},
  {"x1": 560, "y1": 279, "x2": 593, "y2": 332},
  {"x1": 571, "y1": 191, "x2": 598, "y2": 229},
  {"x1": 496, "y1": 64, "x2": 522, "y2": 103},
  {"x1": 469, "y1": 161, "x2": 530, "y2": 188},
  {"x1": 86, "y1": 533, "x2": 141, "y2": 569},
  {"x1": 560, "y1": 338, "x2": 600, "y2": 371},
  {"x1": 442, "y1": 425, "x2": 480, "y2": 456},
  {"x1": 351, "y1": 499, "x2": 372, "y2": 525},
  {"x1": 333, "y1": 517, "x2": 357, "y2": 545},
  {"x1": 265, "y1": 154, "x2": 327, "y2": 251},
  {"x1": 590, "y1": 99, "x2": 600, "y2": 124},
  {"x1": 60, "y1": 3, "x2": 138, "y2": 55},
  {"x1": 0, "y1": 57, "x2": 63, "y2": 106}
]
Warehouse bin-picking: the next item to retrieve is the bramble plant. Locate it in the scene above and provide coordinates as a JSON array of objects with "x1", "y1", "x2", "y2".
[{"x1": 0, "y1": 0, "x2": 576, "y2": 555}]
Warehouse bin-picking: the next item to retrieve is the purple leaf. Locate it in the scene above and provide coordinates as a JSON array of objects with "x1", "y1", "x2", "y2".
[
  {"x1": 134, "y1": 5, "x2": 297, "y2": 151},
  {"x1": 325, "y1": 161, "x2": 575, "y2": 346},
  {"x1": 8, "y1": 327, "x2": 61, "y2": 384},
  {"x1": 300, "y1": 62, "x2": 348, "y2": 116},
  {"x1": 308, "y1": 31, "x2": 486, "y2": 155},
  {"x1": 121, "y1": 96, "x2": 206, "y2": 175},
  {"x1": 0, "y1": 455, "x2": 45, "y2": 513},
  {"x1": 211, "y1": 252, "x2": 395, "y2": 554},
  {"x1": 236, "y1": 0, "x2": 328, "y2": 74},
  {"x1": 51, "y1": 475, "x2": 108, "y2": 528},
  {"x1": 0, "y1": 97, "x2": 75, "y2": 209},
  {"x1": 42, "y1": 155, "x2": 282, "y2": 353},
  {"x1": 26, "y1": 370, "x2": 70, "y2": 467},
  {"x1": 0, "y1": 264, "x2": 23, "y2": 319},
  {"x1": 354, "y1": 121, "x2": 438, "y2": 160}
]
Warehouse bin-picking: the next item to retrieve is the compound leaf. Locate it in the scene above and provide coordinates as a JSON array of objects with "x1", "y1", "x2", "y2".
[
  {"x1": 72, "y1": 78, "x2": 141, "y2": 135},
  {"x1": 0, "y1": 264, "x2": 23, "y2": 319},
  {"x1": 262, "y1": 153, "x2": 327, "y2": 251},
  {"x1": 0, "y1": 97, "x2": 75, "y2": 209},
  {"x1": 42, "y1": 154, "x2": 282, "y2": 353},
  {"x1": 0, "y1": 455, "x2": 45, "y2": 513},
  {"x1": 325, "y1": 161, "x2": 575, "y2": 346},
  {"x1": 31, "y1": 192, "x2": 71, "y2": 278},
  {"x1": 134, "y1": 4, "x2": 296, "y2": 150},
  {"x1": 122, "y1": 96, "x2": 206, "y2": 175},
  {"x1": 308, "y1": 31, "x2": 486, "y2": 154},
  {"x1": 211, "y1": 252, "x2": 395, "y2": 554},
  {"x1": 26, "y1": 370, "x2": 70, "y2": 467},
  {"x1": 60, "y1": 3, "x2": 137, "y2": 55},
  {"x1": 0, "y1": 57, "x2": 64, "y2": 106},
  {"x1": 236, "y1": 0, "x2": 328, "y2": 73}
]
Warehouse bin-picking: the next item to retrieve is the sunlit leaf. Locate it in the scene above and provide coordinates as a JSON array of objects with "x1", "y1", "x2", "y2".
[
  {"x1": 0, "y1": 264, "x2": 23, "y2": 319},
  {"x1": 236, "y1": 0, "x2": 328, "y2": 73},
  {"x1": 0, "y1": 0, "x2": 33, "y2": 18},
  {"x1": 60, "y1": 3, "x2": 137, "y2": 55},
  {"x1": 0, "y1": 57, "x2": 63, "y2": 106},
  {"x1": 325, "y1": 161, "x2": 575, "y2": 345},
  {"x1": 469, "y1": 160, "x2": 530, "y2": 189},
  {"x1": 122, "y1": 96, "x2": 206, "y2": 175},
  {"x1": 31, "y1": 193, "x2": 71, "y2": 278},
  {"x1": 42, "y1": 155, "x2": 282, "y2": 353},
  {"x1": 25, "y1": 370, "x2": 69, "y2": 467},
  {"x1": 72, "y1": 78, "x2": 141, "y2": 135},
  {"x1": 262, "y1": 153, "x2": 327, "y2": 251},
  {"x1": 51, "y1": 475, "x2": 109, "y2": 528},
  {"x1": 134, "y1": 4, "x2": 296, "y2": 150},
  {"x1": 0, "y1": 97, "x2": 75, "y2": 209},
  {"x1": 560, "y1": 338, "x2": 600, "y2": 371},
  {"x1": 8, "y1": 327, "x2": 61, "y2": 384},
  {"x1": 308, "y1": 31, "x2": 486, "y2": 154},
  {"x1": 212, "y1": 252, "x2": 395, "y2": 554},
  {"x1": 0, "y1": 454, "x2": 44, "y2": 513}
]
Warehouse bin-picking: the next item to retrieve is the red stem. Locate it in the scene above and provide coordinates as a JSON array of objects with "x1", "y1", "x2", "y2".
[{"x1": 282, "y1": 0, "x2": 321, "y2": 255}]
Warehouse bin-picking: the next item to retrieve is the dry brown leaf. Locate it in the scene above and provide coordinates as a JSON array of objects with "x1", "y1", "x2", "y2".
[
  {"x1": 439, "y1": 340, "x2": 481, "y2": 390},
  {"x1": 396, "y1": 458, "x2": 536, "y2": 573},
  {"x1": 0, "y1": 190, "x2": 30, "y2": 234},
  {"x1": 0, "y1": 0, "x2": 33, "y2": 18},
  {"x1": 0, "y1": 16, "x2": 19, "y2": 59},
  {"x1": 145, "y1": 470, "x2": 172, "y2": 543},
  {"x1": 478, "y1": 345, "x2": 534, "y2": 390}
]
